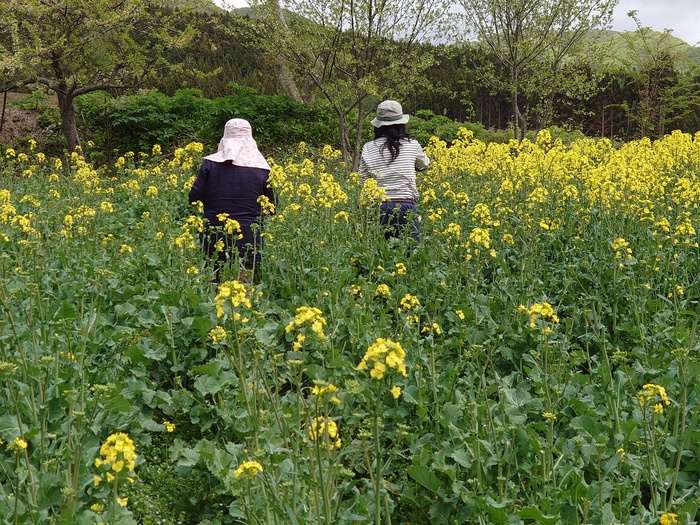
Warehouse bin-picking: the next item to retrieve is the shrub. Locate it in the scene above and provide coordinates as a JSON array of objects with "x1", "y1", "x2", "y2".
[{"x1": 75, "y1": 87, "x2": 338, "y2": 157}]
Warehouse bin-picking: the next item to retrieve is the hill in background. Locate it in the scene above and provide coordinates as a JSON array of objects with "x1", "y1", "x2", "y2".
[{"x1": 597, "y1": 28, "x2": 700, "y2": 71}]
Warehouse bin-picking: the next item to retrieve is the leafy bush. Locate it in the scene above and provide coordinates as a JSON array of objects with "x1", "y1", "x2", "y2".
[
  {"x1": 410, "y1": 109, "x2": 486, "y2": 146},
  {"x1": 75, "y1": 87, "x2": 338, "y2": 156}
]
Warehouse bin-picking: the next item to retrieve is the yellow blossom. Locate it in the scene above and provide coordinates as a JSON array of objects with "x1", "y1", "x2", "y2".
[
  {"x1": 519, "y1": 302, "x2": 559, "y2": 329},
  {"x1": 285, "y1": 306, "x2": 327, "y2": 340},
  {"x1": 233, "y1": 460, "x2": 264, "y2": 478},
  {"x1": 209, "y1": 326, "x2": 227, "y2": 345},
  {"x1": 399, "y1": 294, "x2": 420, "y2": 312},
  {"x1": 660, "y1": 513, "x2": 678, "y2": 525},
  {"x1": 308, "y1": 417, "x2": 341, "y2": 450},
  {"x1": 95, "y1": 432, "x2": 137, "y2": 474},
  {"x1": 375, "y1": 284, "x2": 391, "y2": 297},
  {"x1": 357, "y1": 338, "x2": 408, "y2": 379}
]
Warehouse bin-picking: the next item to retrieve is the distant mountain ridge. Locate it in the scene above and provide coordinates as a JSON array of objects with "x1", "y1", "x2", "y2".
[
  {"x1": 596, "y1": 28, "x2": 700, "y2": 71},
  {"x1": 224, "y1": 5, "x2": 700, "y2": 71}
]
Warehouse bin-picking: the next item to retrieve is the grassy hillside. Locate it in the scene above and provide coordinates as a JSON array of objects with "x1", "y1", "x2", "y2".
[{"x1": 592, "y1": 28, "x2": 699, "y2": 72}]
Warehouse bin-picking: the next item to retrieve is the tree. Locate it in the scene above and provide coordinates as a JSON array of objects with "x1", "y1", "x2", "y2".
[
  {"x1": 458, "y1": 0, "x2": 617, "y2": 139},
  {"x1": 615, "y1": 13, "x2": 699, "y2": 139},
  {"x1": 250, "y1": 0, "x2": 453, "y2": 169},
  {"x1": 0, "y1": 0, "x2": 199, "y2": 152}
]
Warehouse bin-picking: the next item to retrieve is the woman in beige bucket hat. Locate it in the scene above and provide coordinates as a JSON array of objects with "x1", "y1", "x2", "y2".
[{"x1": 360, "y1": 100, "x2": 430, "y2": 242}]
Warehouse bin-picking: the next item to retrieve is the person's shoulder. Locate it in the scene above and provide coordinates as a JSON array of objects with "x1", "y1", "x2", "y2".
[
  {"x1": 362, "y1": 139, "x2": 381, "y2": 153},
  {"x1": 231, "y1": 164, "x2": 270, "y2": 176}
]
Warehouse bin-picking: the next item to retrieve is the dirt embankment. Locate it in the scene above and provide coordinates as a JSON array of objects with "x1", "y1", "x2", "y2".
[{"x1": 0, "y1": 92, "x2": 59, "y2": 148}]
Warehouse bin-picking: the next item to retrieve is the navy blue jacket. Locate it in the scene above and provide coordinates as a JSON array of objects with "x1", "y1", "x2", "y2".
[{"x1": 189, "y1": 159, "x2": 274, "y2": 263}]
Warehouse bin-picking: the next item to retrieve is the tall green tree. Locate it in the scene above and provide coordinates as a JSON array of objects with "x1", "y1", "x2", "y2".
[
  {"x1": 0, "y1": 0, "x2": 199, "y2": 151},
  {"x1": 613, "y1": 14, "x2": 699, "y2": 139},
  {"x1": 250, "y1": 0, "x2": 453, "y2": 169},
  {"x1": 458, "y1": 0, "x2": 617, "y2": 139}
]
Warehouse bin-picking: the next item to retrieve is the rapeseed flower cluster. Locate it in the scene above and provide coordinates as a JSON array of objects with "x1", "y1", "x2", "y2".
[
  {"x1": 209, "y1": 326, "x2": 227, "y2": 345},
  {"x1": 285, "y1": 306, "x2": 327, "y2": 341},
  {"x1": 311, "y1": 382, "x2": 341, "y2": 405},
  {"x1": 233, "y1": 460, "x2": 264, "y2": 478},
  {"x1": 7, "y1": 437, "x2": 28, "y2": 452},
  {"x1": 357, "y1": 338, "x2": 408, "y2": 379},
  {"x1": 214, "y1": 280, "x2": 251, "y2": 319},
  {"x1": 469, "y1": 227, "x2": 491, "y2": 250},
  {"x1": 519, "y1": 302, "x2": 560, "y2": 329},
  {"x1": 393, "y1": 262, "x2": 407, "y2": 275},
  {"x1": 94, "y1": 433, "x2": 137, "y2": 489},
  {"x1": 638, "y1": 383, "x2": 671, "y2": 414},
  {"x1": 316, "y1": 172, "x2": 348, "y2": 208},
  {"x1": 611, "y1": 237, "x2": 633, "y2": 260},
  {"x1": 375, "y1": 284, "x2": 391, "y2": 297},
  {"x1": 308, "y1": 417, "x2": 341, "y2": 450},
  {"x1": 360, "y1": 178, "x2": 387, "y2": 205},
  {"x1": 399, "y1": 293, "x2": 420, "y2": 312},
  {"x1": 660, "y1": 512, "x2": 678, "y2": 525}
]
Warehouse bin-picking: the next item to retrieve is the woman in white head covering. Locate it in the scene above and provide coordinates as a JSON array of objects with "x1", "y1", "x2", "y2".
[
  {"x1": 359, "y1": 100, "x2": 429, "y2": 243},
  {"x1": 189, "y1": 119, "x2": 274, "y2": 281}
]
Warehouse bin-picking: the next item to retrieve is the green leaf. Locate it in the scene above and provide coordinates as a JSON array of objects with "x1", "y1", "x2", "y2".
[
  {"x1": 450, "y1": 447, "x2": 472, "y2": 468},
  {"x1": 407, "y1": 465, "x2": 443, "y2": 493},
  {"x1": 0, "y1": 415, "x2": 21, "y2": 438},
  {"x1": 517, "y1": 506, "x2": 559, "y2": 525},
  {"x1": 485, "y1": 498, "x2": 510, "y2": 525}
]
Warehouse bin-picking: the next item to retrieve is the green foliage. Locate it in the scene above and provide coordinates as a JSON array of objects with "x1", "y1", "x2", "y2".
[
  {"x1": 1, "y1": 0, "x2": 201, "y2": 151},
  {"x1": 3, "y1": 131, "x2": 700, "y2": 523},
  {"x1": 410, "y1": 110, "x2": 484, "y2": 145},
  {"x1": 75, "y1": 88, "x2": 338, "y2": 156}
]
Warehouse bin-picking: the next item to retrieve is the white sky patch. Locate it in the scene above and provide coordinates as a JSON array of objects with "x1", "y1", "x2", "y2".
[
  {"x1": 611, "y1": 0, "x2": 700, "y2": 45},
  {"x1": 215, "y1": 0, "x2": 700, "y2": 46}
]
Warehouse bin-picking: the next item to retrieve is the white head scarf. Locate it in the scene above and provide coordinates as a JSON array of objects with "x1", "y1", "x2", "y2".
[{"x1": 203, "y1": 118, "x2": 270, "y2": 170}]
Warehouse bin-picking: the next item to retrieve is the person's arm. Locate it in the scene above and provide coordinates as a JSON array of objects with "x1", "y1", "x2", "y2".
[
  {"x1": 415, "y1": 144, "x2": 430, "y2": 172},
  {"x1": 189, "y1": 161, "x2": 209, "y2": 204}
]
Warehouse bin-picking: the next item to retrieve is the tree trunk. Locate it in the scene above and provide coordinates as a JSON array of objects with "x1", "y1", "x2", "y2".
[
  {"x1": 511, "y1": 67, "x2": 521, "y2": 140},
  {"x1": 269, "y1": 0, "x2": 304, "y2": 103},
  {"x1": 338, "y1": 111, "x2": 351, "y2": 167},
  {"x1": 57, "y1": 90, "x2": 80, "y2": 152},
  {"x1": 352, "y1": 97, "x2": 367, "y2": 172},
  {"x1": 512, "y1": 87, "x2": 523, "y2": 140},
  {"x1": 275, "y1": 58, "x2": 304, "y2": 103}
]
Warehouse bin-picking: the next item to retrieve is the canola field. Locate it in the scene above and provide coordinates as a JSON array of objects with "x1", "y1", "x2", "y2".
[{"x1": 1, "y1": 129, "x2": 700, "y2": 524}]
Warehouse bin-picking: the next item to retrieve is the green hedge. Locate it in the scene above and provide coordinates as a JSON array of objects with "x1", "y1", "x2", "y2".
[{"x1": 75, "y1": 87, "x2": 338, "y2": 155}]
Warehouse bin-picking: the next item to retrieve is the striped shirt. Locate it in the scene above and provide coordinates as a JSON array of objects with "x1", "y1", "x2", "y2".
[{"x1": 359, "y1": 137, "x2": 429, "y2": 202}]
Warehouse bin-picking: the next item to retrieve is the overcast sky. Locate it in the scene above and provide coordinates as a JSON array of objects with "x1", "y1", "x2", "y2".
[
  {"x1": 222, "y1": 0, "x2": 700, "y2": 46},
  {"x1": 612, "y1": 0, "x2": 700, "y2": 44}
]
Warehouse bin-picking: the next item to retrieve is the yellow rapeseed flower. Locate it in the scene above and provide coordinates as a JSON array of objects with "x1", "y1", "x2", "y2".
[
  {"x1": 208, "y1": 326, "x2": 227, "y2": 345},
  {"x1": 285, "y1": 306, "x2": 327, "y2": 341},
  {"x1": 234, "y1": 460, "x2": 264, "y2": 478},
  {"x1": 375, "y1": 284, "x2": 391, "y2": 297},
  {"x1": 519, "y1": 302, "x2": 560, "y2": 329},
  {"x1": 399, "y1": 294, "x2": 420, "y2": 312},
  {"x1": 214, "y1": 280, "x2": 252, "y2": 319},
  {"x1": 660, "y1": 513, "x2": 678, "y2": 525},
  {"x1": 95, "y1": 432, "x2": 137, "y2": 474},
  {"x1": 357, "y1": 338, "x2": 408, "y2": 379},
  {"x1": 638, "y1": 383, "x2": 671, "y2": 413},
  {"x1": 308, "y1": 417, "x2": 341, "y2": 450}
]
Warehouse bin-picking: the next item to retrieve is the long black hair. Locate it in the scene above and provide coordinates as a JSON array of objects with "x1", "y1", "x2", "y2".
[{"x1": 374, "y1": 124, "x2": 409, "y2": 163}]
